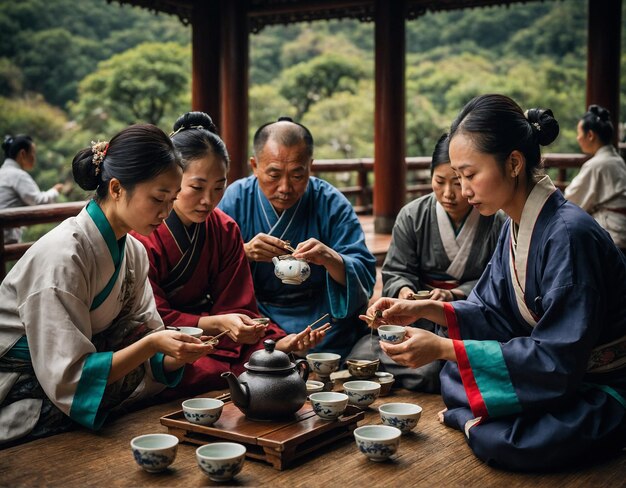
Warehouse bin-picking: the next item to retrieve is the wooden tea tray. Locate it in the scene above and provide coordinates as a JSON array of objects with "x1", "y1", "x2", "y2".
[{"x1": 160, "y1": 401, "x2": 364, "y2": 470}]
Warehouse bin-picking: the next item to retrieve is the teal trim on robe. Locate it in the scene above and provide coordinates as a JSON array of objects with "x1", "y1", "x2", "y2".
[
  {"x1": 464, "y1": 340, "x2": 522, "y2": 417},
  {"x1": 69, "y1": 351, "x2": 113, "y2": 429},
  {"x1": 86, "y1": 200, "x2": 126, "y2": 310},
  {"x1": 5, "y1": 335, "x2": 31, "y2": 360},
  {"x1": 150, "y1": 353, "x2": 184, "y2": 387}
]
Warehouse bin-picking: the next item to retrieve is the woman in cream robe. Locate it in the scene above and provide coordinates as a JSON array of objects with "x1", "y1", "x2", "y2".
[
  {"x1": 0, "y1": 124, "x2": 212, "y2": 446},
  {"x1": 564, "y1": 104, "x2": 626, "y2": 251}
]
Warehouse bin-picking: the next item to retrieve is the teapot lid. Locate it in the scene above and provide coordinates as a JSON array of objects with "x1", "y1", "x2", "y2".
[{"x1": 244, "y1": 339, "x2": 295, "y2": 372}]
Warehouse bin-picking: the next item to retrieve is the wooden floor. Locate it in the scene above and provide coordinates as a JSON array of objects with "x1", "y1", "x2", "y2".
[{"x1": 2, "y1": 381, "x2": 625, "y2": 487}]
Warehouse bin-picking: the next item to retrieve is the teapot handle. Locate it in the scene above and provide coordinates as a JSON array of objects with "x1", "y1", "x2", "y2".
[{"x1": 295, "y1": 359, "x2": 309, "y2": 382}]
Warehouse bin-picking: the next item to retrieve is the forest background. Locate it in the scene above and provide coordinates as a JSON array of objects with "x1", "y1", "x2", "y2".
[{"x1": 1, "y1": 0, "x2": 625, "y2": 219}]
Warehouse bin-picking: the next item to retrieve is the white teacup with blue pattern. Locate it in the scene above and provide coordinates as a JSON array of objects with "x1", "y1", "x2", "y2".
[
  {"x1": 343, "y1": 380, "x2": 381, "y2": 408},
  {"x1": 182, "y1": 398, "x2": 224, "y2": 426},
  {"x1": 309, "y1": 392, "x2": 349, "y2": 420},
  {"x1": 379, "y1": 402, "x2": 423, "y2": 434},
  {"x1": 378, "y1": 325, "x2": 406, "y2": 344},
  {"x1": 196, "y1": 442, "x2": 246, "y2": 482},
  {"x1": 130, "y1": 433, "x2": 178, "y2": 472},
  {"x1": 354, "y1": 425, "x2": 401, "y2": 461}
]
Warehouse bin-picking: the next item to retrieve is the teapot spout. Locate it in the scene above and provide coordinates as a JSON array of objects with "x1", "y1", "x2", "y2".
[
  {"x1": 221, "y1": 371, "x2": 249, "y2": 409},
  {"x1": 272, "y1": 256, "x2": 280, "y2": 266}
]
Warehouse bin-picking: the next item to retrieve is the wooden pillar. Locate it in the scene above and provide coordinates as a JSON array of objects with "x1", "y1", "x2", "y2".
[
  {"x1": 373, "y1": 0, "x2": 406, "y2": 234},
  {"x1": 220, "y1": 0, "x2": 250, "y2": 182},
  {"x1": 586, "y1": 0, "x2": 622, "y2": 146},
  {"x1": 191, "y1": 0, "x2": 221, "y2": 124}
]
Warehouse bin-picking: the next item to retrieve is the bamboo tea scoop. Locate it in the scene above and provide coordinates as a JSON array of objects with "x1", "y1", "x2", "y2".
[{"x1": 203, "y1": 329, "x2": 229, "y2": 346}]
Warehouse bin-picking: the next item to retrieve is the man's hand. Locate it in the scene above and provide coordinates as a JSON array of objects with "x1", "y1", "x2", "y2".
[{"x1": 244, "y1": 233, "x2": 289, "y2": 262}]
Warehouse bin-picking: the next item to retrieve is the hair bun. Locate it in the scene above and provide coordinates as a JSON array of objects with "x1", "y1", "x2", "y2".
[
  {"x1": 588, "y1": 104, "x2": 610, "y2": 122},
  {"x1": 172, "y1": 111, "x2": 217, "y2": 134},
  {"x1": 526, "y1": 108, "x2": 559, "y2": 146},
  {"x1": 2, "y1": 135, "x2": 14, "y2": 153},
  {"x1": 72, "y1": 147, "x2": 101, "y2": 191}
]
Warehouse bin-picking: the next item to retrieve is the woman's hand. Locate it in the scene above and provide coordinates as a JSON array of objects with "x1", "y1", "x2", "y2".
[
  {"x1": 276, "y1": 323, "x2": 332, "y2": 353},
  {"x1": 244, "y1": 233, "x2": 289, "y2": 262},
  {"x1": 398, "y1": 287, "x2": 416, "y2": 300},
  {"x1": 360, "y1": 297, "x2": 422, "y2": 327},
  {"x1": 151, "y1": 330, "x2": 214, "y2": 363},
  {"x1": 429, "y1": 288, "x2": 454, "y2": 302},
  {"x1": 379, "y1": 327, "x2": 454, "y2": 368},
  {"x1": 207, "y1": 314, "x2": 268, "y2": 344}
]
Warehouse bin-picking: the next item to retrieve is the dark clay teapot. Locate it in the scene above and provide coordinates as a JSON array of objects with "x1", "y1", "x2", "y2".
[{"x1": 221, "y1": 339, "x2": 309, "y2": 420}]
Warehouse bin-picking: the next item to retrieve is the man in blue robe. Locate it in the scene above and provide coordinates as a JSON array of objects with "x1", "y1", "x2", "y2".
[{"x1": 218, "y1": 117, "x2": 376, "y2": 358}]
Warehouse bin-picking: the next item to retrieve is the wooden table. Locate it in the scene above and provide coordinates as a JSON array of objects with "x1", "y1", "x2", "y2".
[{"x1": 2, "y1": 386, "x2": 625, "y2": 486}]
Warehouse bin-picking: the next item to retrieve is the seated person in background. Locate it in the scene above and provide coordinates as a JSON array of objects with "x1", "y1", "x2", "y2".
[
  {"x1": 367, "y1": 94, "x2": 626, "y2": 471},
  {"x1": 133, "y1": 112, "x2": 328, "y2": 399},
  {"x1": 0, "y1": 134, "x2": 66, "y2": 243},
  {"x1": 0, "y1": 124, "x2": 212, "y2": 447},
  {"x1": 564, "y1": 104, "x2": 626, "y2": 253},
  {"x1": 349, "y1": 134, "x2": 505, "y2": 392},
  {"x1": 218, "y1": 117, "x2": 376, "y2": 359}
]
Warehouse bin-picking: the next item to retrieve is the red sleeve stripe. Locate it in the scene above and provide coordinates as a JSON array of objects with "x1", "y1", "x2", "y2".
[
  {"x1": 443, "y1": 302, "x2": 460, "y2": 340},
  {"x1": 453, "y1": 339, "x2": 489, "y2": 418}
]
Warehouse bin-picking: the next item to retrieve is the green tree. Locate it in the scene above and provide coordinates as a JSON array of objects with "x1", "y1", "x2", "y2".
[
  {"x1": 249, "y1": 84, "x2": 295, "y2": 150},
  {"x1": 70, "y1": 42, "x2": 191, "y2": 135},
  {"x1": 279, "y1": 54, "x2": 367, "y2": 119},
  {"x1": 302, "y1": 81, "x2": 374, "y2": 159},
  {"x1": 0, "y1": 58, "x2": 23, "y2": 97}
]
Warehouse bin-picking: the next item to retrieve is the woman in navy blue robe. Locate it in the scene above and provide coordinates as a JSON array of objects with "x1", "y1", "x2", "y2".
[{"x1": 365, "y1": 94, "x2": 626, "y2": 471}]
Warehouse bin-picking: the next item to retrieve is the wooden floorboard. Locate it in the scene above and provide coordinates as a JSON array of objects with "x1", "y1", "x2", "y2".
[{"x1": 2, "y1": 387, "x2": 624, "y2": 486}]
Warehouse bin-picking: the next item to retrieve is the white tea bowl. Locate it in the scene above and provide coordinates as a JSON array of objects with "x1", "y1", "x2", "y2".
[
  {"x1": 306, "y1": 380, "x2": 325, "y2": 396},
  {"x1": 306, "y1": 352, "x2": 341, "y2": 377},
  {"x1": 379, "y1": 402, "x2": 423, "y2": 434},
  {"x1": 196, "y1": 442, "x2": 246, "y2": 482},
  {"x1": 378, "y1": 325, "x2": 406, "y2": 344},
  {"x1": 354, "y1": 425, "x2": 401, "y2": 461},
  {"x1": 130, "y1": 433, "x2": 178, "y2": 472},
  {"x1": 177, "y1": 326, "x2": 203, "y2": 338},
  {"x1": 343, "y1": 380, "x2": 381, "y2": 408},
  {"x1": 309, "y1": 392, "x2": 349, "y2": 420},
  {"x1": 182, "y1": 398, "x2": 224, "y2": 426}
]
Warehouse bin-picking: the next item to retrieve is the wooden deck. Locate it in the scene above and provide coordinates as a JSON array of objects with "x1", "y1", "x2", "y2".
[{"x1": 2, "y1": 384, "x2": 624, "y2": 486}]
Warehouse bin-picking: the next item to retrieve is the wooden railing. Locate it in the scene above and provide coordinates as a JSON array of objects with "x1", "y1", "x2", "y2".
[
  {"x1": 311, "y1": 153, "x2": 591, "y2": 215},
  {"x1": 0, "y1": 153, "x2": 591, "y2": 279},
  {"x1": 0, "y1": 201, "x2": 87, "y2": 279}
]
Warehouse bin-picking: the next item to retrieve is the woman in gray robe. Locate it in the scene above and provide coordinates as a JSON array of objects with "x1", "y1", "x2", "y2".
[{"x1": 350, "y1": 134, "x2": 505, "y2": 391}]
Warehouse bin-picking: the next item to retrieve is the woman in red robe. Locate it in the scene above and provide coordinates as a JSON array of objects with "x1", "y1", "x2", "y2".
[{"x1": 133, "y1": 112, "x2": 328, "y2": 398}]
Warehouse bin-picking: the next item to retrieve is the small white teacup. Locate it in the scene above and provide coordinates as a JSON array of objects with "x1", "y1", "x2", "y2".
[
  {"x1": 309, "y1": 392, "x2": 349, "y2": 420},
  {"x1": 252, "y1": 317, "x2": 270, "y2": 325},
  {"x1": 378, "y1": 325, "x2": 406, "y2": 344},
  {"x1": 379, "y1": 402, "x2": 423, "y2": 434},
  {"x1": 306, "y1": 352, "x2": 341, "y2": 377},
  {"x1": 354, "y1": 425, "x2": 401, "y2": 462},
  {"x1": 306, "y1": 380, "x2": 325, "y2": 396},
  {"x1": 177, "y1": 326, "x2": 203, "y2": 338},
  {"x1": 182, "y1": 398, "x2": 224, "y2": 426},
  {"x1": 343, "y1": 380, "x2": 381, "y2": 408},
  {"x1": 196, "y1": 442, "x2": 246, "y2": 482},
  {"x1": 130, "y1": 433, "x2": 178, "y2": 472}
]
